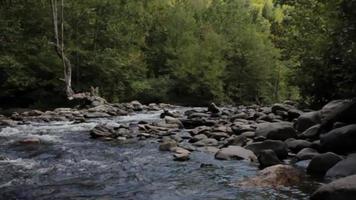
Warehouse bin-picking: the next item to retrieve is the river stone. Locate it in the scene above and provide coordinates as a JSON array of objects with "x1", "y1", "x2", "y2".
[
  {"x1": 296, "y1": 148, "x2": 320, "y2": 161},
  {"x1": 271, "y1": 103, "x2": 294, "y2": 114},
  {"x1": 18, "y1": 138, "x2": 41, "y2": 145},
  {"x1": 255, "y1": 122, "x2": 297, "y2": 141},
  {"x1": 326, "y1": 153, "x2": 356, "y2": 178},
  {"x1": 215, "y1": 146, "x2": 257, "y2": 162},
  {"x1": 208, "y1": 103, "x2": 220, "y2": 114},
  {"x1": 245, "y1": 140, "x2": 288, "y2": 159},
  {"x1": 299, "y1": 124, "x2": 320, "y2": 140},
  {"x1": 225, "y1": 135, "x2": 248, "y2": 147},
  {"x1": 207, "y1": 131, "x2": 229, "y2": 140},
  {"x1": 84, "y1": 112, "x2": 111, "y2": 118},
  {"x1": 285, "y1": 139, "x2": 312, "y2": 153},
  {"x1": 171, "y1": 147, "x2": 191, "y2": 161},
  {"x1": 307, "y1": 152, "x2": 343, "y2": 176},
  {"x1": 238, "y1": 165, "x2": 303, "y2": 188},
  {"x1": 159, "y1": 140, "x2": 177, "y2": 151},
  {"x1": 165, "y1": 116, "x2": 183, "y2": 128},
  {"x1": 294, "y1": 111, "x2": 321, "y2": 132},
  {"x1": 320, "y1": 124, "x2": 356, "y2": 154},
  {"x1": 258, "y1": 150, "x2": 282, "y2": 169},
  {"x1": 311, "y1": 175, "x2": 356, "y2": 200},
  {"x1": 90, "y1": 125, "x2": 114, "y2": 138},
  {"x1": 189, "y1": 134, "x2": 208, "y2": 143},
  {"x1": 193, "y1": 138, "x2": 219, "y2": 147}
]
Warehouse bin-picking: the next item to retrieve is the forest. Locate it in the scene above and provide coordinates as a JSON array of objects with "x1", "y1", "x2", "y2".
[{"x1": 0, "y1": 0, "x2": 355, "y2": 108}]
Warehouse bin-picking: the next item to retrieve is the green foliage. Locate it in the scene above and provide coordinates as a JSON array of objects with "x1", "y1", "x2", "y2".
[{"x1": 0, "y1": 0, "x2": 303, "y2": 107}]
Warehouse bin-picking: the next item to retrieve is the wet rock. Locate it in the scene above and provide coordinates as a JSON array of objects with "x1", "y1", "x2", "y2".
[
  {"x1": 287, "y1": 109, "x2": 303, "y2": 120},
  {"x1": 295, "y1": 111, "x2": 321, "y2": 132},
  {"x1": 258, "y1": 150, "x2": 282, "y2": 169},
  {"x1": 18, "y1": 138, "x2": 41, "y2": 145},
  {"x1": 231, "y1": 125, "x2": 255, "y2": 135},
  {"x1": 299, "y1": 124, "x2": 320, "y2": 140},
  {"x1": 307, "y1": 152, "x2": 343, "y2": 176},
  {"x1": 0, "y1": 119, "x2": 18, "y2": 126},
  {"x1": 296, "y1": 148, "x2": 320, "y2": 161},
  {"x1": 255, "y1": 122, "x2": 297, "y2": 141},
  {"x1": 225, "y1": 135, "x2": 248, "y2": 147},
  {"x1": 172, "y1": 147, "x2": 191, "y2": 161},
  {"x1": 165, "y1": 116, "x2": 183, "y2": 128},
  {"x1": 215, "y1": 146, "x2": 257, "y2": 162},
  {"x1": 238, "y1": 165, "x2": 303, "y2": 187},
  {"x1": 240, "y1": 131, "x2": 255, "y2": 138},
  {"x1": 178, "y1": 142, "x2": 196, "y2": 151},
  {"x1": 160, "y1": 109, "x2": 180, "y2": 118},
  {"x1": 208, "y1": 103, "x2": 220, "y2": 114},
  {"x1": 245, "y1": 140, "x2": 288, "y2": 159},
  {"x1": 271, "y1": 103, "x2": 294, "y2": 114},
  {"x1": 206, "y1": 131, "x2": 229, "y2": 140},
  {"x1": 311, "y1": 174, "x2": 356, "y2": 200},
  {"x1": 285, "y1": 139, "x2": 312, "y2": 153},
  {"x1": 159, "y1": 140, "x2": 177, "y2": 151},
  {"x1": 320, "y1": 124, "x2": 356, "y2": 154},
  {"x1": 130, "y1": 100, "x2": 143, "y2": 111},
  {"x1": 84, "y1": 112, "x2": 111, "y2": 118},
  {"x1": 90, "y1": 125, "x2": 115, "y2": 138},
  {"x1": 198, "y1": 146, "x2": 220, "y2": 154},
  {"x1": 193, "y1": 138, "x2": 219, "y2": 147},
  {"x1": 181, "y1": 119, "x2": 215, "y2": 129},
  {"x1": 189, "y1": 134, "x2": 208, "y2": 143},
  {"x1": 326, "y1": 153, "x2": 356, "y2": 178}
]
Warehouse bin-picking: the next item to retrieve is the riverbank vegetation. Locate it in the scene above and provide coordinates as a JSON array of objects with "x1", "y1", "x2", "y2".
[{"x1": 0, "y1": 0, "x2": 355, "y2": 108}]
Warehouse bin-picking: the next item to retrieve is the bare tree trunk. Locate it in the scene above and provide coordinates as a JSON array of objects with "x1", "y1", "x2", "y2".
[{"x1": 50, "y1": 0, "x2": 74, "y2": 99}]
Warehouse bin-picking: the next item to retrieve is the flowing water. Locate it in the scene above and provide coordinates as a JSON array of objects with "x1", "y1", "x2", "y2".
[{"x1": 0, "y1": 109, "x2": 319, "y2": 200}]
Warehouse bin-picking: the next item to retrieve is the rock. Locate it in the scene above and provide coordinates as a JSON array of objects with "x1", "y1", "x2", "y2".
[
  {"x1": 178, "y1": 142, "x2": 196, "y2": 151},
  {"x1": 299, "y1": 124, "x2": 320, "y2": 140},
  {"x1": 189, "y1": 134, "x2": 208, "y2": 143},
  {"x1": 198, "y1": 146, "x2": 220, "y2": 154},
  {"x1": 206, "y1": 131, "x2": 229, "y2": 140},
  {"x1": 307, "y1": 152, "x2": 343, "y2": 176},
  {"x1": 84, "y1": 112, "x2": 111, "y2": 118},
  {"x1": 130, "y1": 100, "x2": 143, "y2": 111},
  {"x1": 258, "y1": 150, "x2": 282, "y2": 169},
  {"x1": 172, "y1": 147, "x2": 191, "y2": 161},
  {"x1": 159, "y1": 140, "x2": 177, "y2": 151},
  {"x1": 255, "y1": 122, "x2": 297, "y2": 141},
  {"x1": 225, "y1": 135, "x2": 248, "y2": 147},
  {"x1": 181, "y1": 119, "x2": 215, "y2": 129},
  {"x1": 311, "y1": 175, "x2": 356, "y2": 200},
  {"x1": 193, "y1": 138, "x2": 219, "y2": 147},
  {"x1": 238, "y1": 165, "x2": 303, "y2": 187},
  {"x1": 208, "y1": 103, "x2": 220, "y2": 114},
  {"x1": 240, "y1": 131, "x2": 255, "y2": 138},
  {"x1": 231, "y1": 125, "x2": 255, "y2": 135},
  {"x1": 320, "y1": 124, "x2": 356, "y2": 154},
  {"x1": 271, "y1": 103, "x2": 294, "y2": 114},
  {"x1": 173, "y1": 153, "x2": 190, "y2": 161},
  {"x1": 285, "y1": 139, "x2": 312, "y2": 153},
  {"x1": 326, "y1": 153, "x2": 356, "y2": 178},
  {"x1": 245, "y1": 140, "x2": 288, "y2": 159},
  {"x1": 18, "y1": 138, "x2": 41, "y2": 145},
  {"x1": 287, "y1": 109, "x2": 303, "y2": 120},
  {"x1": 215, "y1": 146, "x2": 257, "y2": 162},
  {"x1": 294, "y1": 111, "x2": 321, "y2": 132},
  {"x1": 296, "y1": 148, "x2": 320, "y2": 161},
  {"x1": 90, "y1": 125, "x2": 114, "y2": 138},
  {"x1": 165, "y1": 116, "x2": 183, "y2": 128}
]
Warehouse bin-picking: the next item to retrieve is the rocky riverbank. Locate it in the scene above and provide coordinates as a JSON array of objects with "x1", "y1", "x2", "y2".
[{"x1": 1, "y1": 99, "x2": 356, "y2": 199}]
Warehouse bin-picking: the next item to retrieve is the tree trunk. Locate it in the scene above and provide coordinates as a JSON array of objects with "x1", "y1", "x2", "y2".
[{"x1": 50, "y1": 0, "x2": 74, "y2": 99}]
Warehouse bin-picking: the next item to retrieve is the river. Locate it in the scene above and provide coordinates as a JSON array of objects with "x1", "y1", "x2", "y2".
[{"x1": 0, "y1": 109, "x2": 319, "y2": 200}]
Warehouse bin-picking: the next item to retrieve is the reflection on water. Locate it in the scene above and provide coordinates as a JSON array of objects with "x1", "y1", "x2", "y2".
[{"x1": 0, "y1": 111, "x2": 318, "y2": 200}]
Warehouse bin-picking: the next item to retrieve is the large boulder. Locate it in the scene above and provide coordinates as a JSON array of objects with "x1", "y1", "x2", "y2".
[
  {"x1": 296, "y1": 148, "x2": 320, "y2": 161},
  {"x1": 285, "y1": 139, "x2": 313, "y2": 153},
  {"x1": 215, "y1": 146, "x2": 257, "y2": 162},
  {"x1": 307, "y1": 152, "x2": 343, "y2": 176},
  {"x1": 326, "y1": 153, "x2": 356, "y2": 178},
  {"x1": 320, "y1": 124, "x2": 356, "y2": 154},
  {"x1": 258, "y1": 150, "x2": 282, "y2": 169},
  {"x1": 208, "y1": 103, "x2": 220, "y2": 114},
  {"x1": 238, "y1": 165, "x2": 303, "y2": 187},
  {"x1": 255, "y1": 122, "x2": 297, "y2": 141},
  {"x1": 294, "y1": 111, "x2": 321, "y2": 132},
  {"x1": 245, "y1": 140, "x2": 288, "y2": 159},
  {"x1": 299, "y1": 124, "x2": 320, "y2": 140},
  {"x1": 319, "y1": 99, "x2": 356, "y2": 133},
  {"x1": 311, "y1": 175, "x2": 356, "y2": 200}
]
